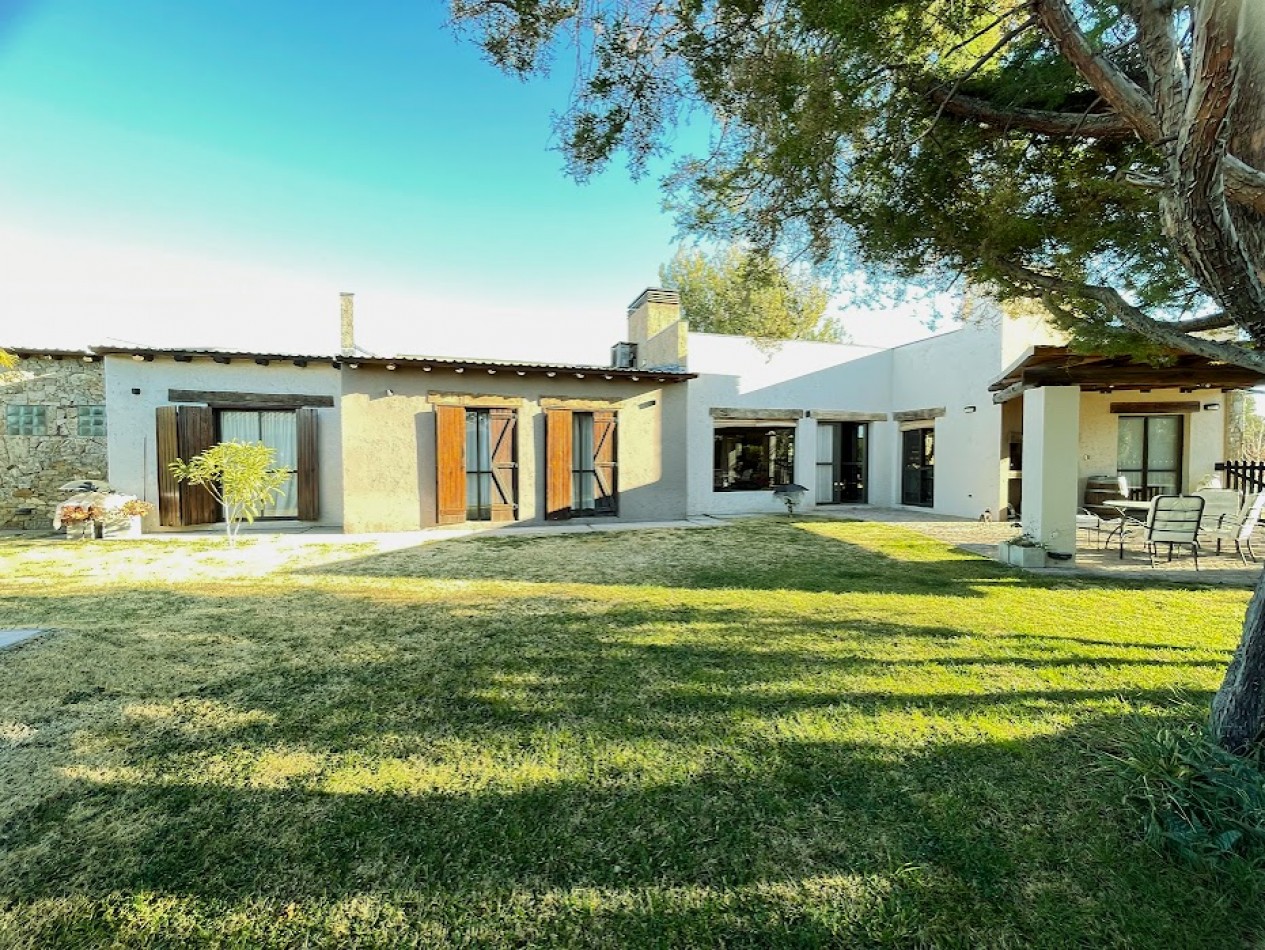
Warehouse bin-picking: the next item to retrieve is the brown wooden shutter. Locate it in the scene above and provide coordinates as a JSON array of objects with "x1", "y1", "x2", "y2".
[
  {"x1": 435, "y1": 405, "x2": 467, "y2": 525},
  {"x1": 593, "y1": 410, "x2": 618, "y2": 515},
  {"x1": 155, "y1": 406, "x2": 181, "y2": 527},
  {"x1": 489, "y1": 408, "x2": 518, "y2": 522},
  {"x1": 296, "y1": 407, "x2": 320, "y2": 522},
  {"x1": 545, "y1": 408, "x2": 573, "y2": 520},
  {"x1": 176, "y1": 405, "x2": 219, "y2": 525}
]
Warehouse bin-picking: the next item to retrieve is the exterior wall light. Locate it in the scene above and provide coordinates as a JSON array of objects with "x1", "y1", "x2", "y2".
[
  {"x1": 1204, "y1": 402, "x2": 1222, "y2": 410},
  {"x1": 964, "y1": 406, "x2": 977, "y2": 413}
]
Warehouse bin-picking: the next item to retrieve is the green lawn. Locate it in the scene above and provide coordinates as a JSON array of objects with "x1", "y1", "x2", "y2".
[{"x1": 0, "y1": 519, "x2": 1259, "y2": 947}]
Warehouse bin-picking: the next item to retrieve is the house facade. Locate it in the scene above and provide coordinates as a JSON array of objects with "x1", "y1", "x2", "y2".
[{"x1": 6, "y1": 288, "x2": 1260, "y2": 560}]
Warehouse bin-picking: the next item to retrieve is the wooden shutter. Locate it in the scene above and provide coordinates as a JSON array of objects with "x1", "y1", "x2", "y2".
[
  {"x1": 593, "y1": 410, "x2": 618, "y2": 515},
  {"x1": 489, "y1": 408, "x2": 518, "y2": 522},
  {"x1": 296, "y1": 407, "x2": 320, "y2": 522},
  {"x1": 545, "y1": 408, "x2": 573, "y2": 520},
  {"x1": 435, "y1": 405, "x2": 467, "y2": 525},
  {"x1": 155, "y1": 406, "x2": 181, "y2": 527},
  {"x1": 176, "y1": 405, "x2": 219, "y2": 525}
]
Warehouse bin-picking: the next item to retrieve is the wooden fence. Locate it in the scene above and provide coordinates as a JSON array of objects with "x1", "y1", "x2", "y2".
[{"x1": 1215, "y1": 460, "x2": 1265, "y2": 494}]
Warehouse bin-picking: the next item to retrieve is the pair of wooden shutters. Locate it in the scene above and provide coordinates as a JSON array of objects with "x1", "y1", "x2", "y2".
[
  {"x1": 545, "y1": 408, "x2": 617, "y2": 521},
  {"x1": 435, "y1": 405, "x2": 518, "y2": 525},
  {"x1": 155, "y1": 405, "x2": 320, "y2": 526}
]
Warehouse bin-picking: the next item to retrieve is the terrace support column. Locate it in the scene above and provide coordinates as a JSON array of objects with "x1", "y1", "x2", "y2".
[{"x1": 1021, "y1": 386, "x2": 1080, "y2": 559}]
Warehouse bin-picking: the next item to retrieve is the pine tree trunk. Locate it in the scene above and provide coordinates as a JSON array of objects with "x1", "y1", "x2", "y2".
[{"x1": 1211, "y1": 568, "x2": 1265, "y2": 751}]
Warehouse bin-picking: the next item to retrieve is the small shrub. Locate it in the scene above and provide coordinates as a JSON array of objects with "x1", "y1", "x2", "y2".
[{"x1": 1104, "y1": 723, "x2": 1265, "y2": 869}]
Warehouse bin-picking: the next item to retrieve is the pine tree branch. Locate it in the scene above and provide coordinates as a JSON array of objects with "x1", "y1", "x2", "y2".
[
  {"x1": 993, "y1": 260, "x2": 1265, "y2": 371},
  {"x1": 924, "y1": 88, "x2": 1135, "y2": 138}
]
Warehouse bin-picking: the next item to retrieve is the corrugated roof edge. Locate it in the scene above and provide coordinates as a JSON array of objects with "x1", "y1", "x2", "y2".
[{"x1": 87, "y1": 346, "x2": 696, "y2": 380}]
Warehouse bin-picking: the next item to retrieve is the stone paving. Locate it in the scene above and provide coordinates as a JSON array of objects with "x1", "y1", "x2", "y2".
[{"x1": 813, "y1": 505, "x2": 1261, "y2": 586}]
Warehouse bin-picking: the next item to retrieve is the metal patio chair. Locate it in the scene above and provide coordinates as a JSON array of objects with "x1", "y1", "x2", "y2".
[
  {"x1": 1205, "y1": 490, "x2": 1265, "y2": 565},
  {"x1": 1140, "y1": 494, "x2": 1205, "y2": 570}
]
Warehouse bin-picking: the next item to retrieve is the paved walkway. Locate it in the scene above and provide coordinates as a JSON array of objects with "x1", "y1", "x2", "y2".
[{"x1": 811, "y1": 505, "x2": 1261, "y2": 586}]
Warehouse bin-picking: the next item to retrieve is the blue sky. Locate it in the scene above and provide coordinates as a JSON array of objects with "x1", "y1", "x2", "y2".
[{"x1": 0, "y1": 0, "x2": 946, "y2": 360}]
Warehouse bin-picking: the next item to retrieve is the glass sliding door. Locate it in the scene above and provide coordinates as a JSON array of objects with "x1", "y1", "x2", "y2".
[
  {"x1": 901, "y1": 427, "x2": 935, "y2": 507},
  {"x1": 1117, "y1": 415, "x2": 1183, "y2": 497},
  {"x1": 465, "y1": 409, "x2": 493, "y2": 521},
  {"x1": 218, "y1": 410, "x2": 299, "y2": 518},
  {"x1": 816, "y1": 423, "x2": 868, "y2": 503}
]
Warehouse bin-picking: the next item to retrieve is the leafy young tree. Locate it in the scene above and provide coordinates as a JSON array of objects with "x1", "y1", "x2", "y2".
[
  {"x1": 660, "y1": 246, "x2": 844, "y2": 343},
  {"x1": 447, "y1": 1, "x2": 1265, "y2": 749},
  {"x1": 169, "y1": 442, "x2": 290, "y2": 547}
]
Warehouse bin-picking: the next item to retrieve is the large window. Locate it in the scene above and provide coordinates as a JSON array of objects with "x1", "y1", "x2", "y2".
[
  {"x1": 465, "y1": 409, "x2": 494, "y2": 521},
  {"x1": 901, "y1": 427, "x2": 935, "y2": 507},
  {"x1": 1118, "y1": 415, "x2": 1183, "y2": 496},
  {"x1": 5, "y1": 405, "x2": 46, "y2": 436},
  {"x1": 572, "y1": 412, "x2": 616, "y2": 516},
  {"x1": 218, "y1": 410, "x2": 299, "y2": 518},
  {"x1": 816, "y1": 423, "x2": 868, "y2": 503},
  {"x1": 714, "y1": 425, "x2": 795, "y2": 491}
]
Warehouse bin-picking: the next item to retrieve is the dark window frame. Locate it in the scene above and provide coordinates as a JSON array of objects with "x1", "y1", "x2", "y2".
[
  {"x1": 1117, "y1": 414, "x2": 1184, "y2": 497},
  {"x1": 901, "y1": 426, "x2": 935, "y2": 508},
  {"x1": 713, "y1": 424, "x2": 796, "y2": 492},
  {"x1": 571, "y1": 411, "x2": 616, "y2": 517},
  {"x1": 816, "y1": 422, "x2": 869, "y2": 505}
]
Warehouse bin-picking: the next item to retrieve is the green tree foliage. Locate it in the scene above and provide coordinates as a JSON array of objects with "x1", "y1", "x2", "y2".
[
  {"x1": 169, "y1": 442, "x2": 290, "y2": 547},
  {"x1": 450, "y1": 1, "x2": 1265, "y2": 364},
  {"x1": 660, "y1": 246, "x2": 844, "y2": 344}
]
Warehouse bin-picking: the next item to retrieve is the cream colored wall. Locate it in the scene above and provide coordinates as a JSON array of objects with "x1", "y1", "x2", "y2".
[
  {"x1": 340, "y1": 366, "x2": 688, "y2": 532},
  {"x1": 1076, "y1": 389, "x2": 1226, "y2": 497},
  {"x1": 104, "y1": 356, "x2": 343, "y2": 529}
]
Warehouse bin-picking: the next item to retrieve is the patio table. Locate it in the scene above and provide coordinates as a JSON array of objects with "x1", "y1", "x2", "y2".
[{"x1": 1104, "y1": 498, "x2": 1153, "y2": 559}]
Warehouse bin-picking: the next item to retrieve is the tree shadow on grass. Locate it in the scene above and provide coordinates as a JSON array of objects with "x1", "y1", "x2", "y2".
[
  {"x1": 0, "y1": 714, "x2": 1258, "y2": 948},
  {"x1": 297, "y1": 519, "x2": 1180, "y2": 598},
  {"x1": 0, "y1": 577, "x2": 1252, "y2": 945}
]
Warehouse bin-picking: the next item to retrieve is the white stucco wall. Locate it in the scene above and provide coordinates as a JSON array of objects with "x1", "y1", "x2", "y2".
[
  {"x1": 684, "y1": 333, "x2": 893, "y2": 516},
  {"x1": 685, "y1": 315, "x2": 1039, "y2": 520},
  {"x1": 104, "y1": 356, "x2": 343, "y2": 528},
  {"x1": 1076, "y1": 389, "x2": 1226, "y2": 496}
]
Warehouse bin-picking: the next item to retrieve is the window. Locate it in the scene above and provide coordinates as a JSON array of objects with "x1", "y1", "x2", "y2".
[
  {"x1": 5, "y1": 405, "x2": 46, "y2": 436},
  {"x1": 1118, "y1": 415, "x2": 1183, "y2": 496},
  {"x1": 572, "y1": 412, "x2": 616, "y2": 516},
  {"x1": 714, "y1": 425, "x2": 795, "y2": 491},
  {"x1": 78, "y1": 405, "x2": 107, "y2": 437},
  {"x1": 465, "y1": 409, "x2": 494, "y2": 521},
  {"x1": 901, "y1": 427, "x2": 935, "y2": 507},
  {"x1": 218, "y1": 410, "x2": 299, "y2": 518},
  {"x1": 816, "y1": 422, "x2": 868, "y2": 504}
]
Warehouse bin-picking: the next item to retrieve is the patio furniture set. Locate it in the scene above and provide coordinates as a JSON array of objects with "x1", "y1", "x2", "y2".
[{"x1": 1076, "y1": 479, "x2": 1265, "y2": 570}]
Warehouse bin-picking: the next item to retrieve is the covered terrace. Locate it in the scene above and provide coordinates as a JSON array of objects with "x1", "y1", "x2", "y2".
[{"x1": 988, "y1": 345, "x2": 1265, "y2": 562}]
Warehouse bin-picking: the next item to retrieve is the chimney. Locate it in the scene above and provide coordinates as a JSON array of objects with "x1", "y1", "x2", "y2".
[
  {"x1": 339, "y1": 292, "x2": 356, "y2": 356},
  {"x1": 624, "y1": 288, "x2": 686, "y2": 370}
]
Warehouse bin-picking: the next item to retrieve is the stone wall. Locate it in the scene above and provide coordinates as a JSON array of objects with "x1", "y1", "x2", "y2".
[{"x1": 0, "y1": 356, "x2": 107, "y2": 530}]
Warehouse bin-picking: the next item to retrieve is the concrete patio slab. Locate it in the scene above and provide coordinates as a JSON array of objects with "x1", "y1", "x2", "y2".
[{"x1": 0, "y1": 629, "x2": 45, "y2": 650}]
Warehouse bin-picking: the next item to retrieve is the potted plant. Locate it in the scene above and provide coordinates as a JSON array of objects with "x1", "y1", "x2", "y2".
[
  {"x1": 60, "y1": 504, "x2": 103, "y2": 541},
  {"x1": 998, "y1": 531, "x2": 1047, "y2": 568},
  {"x1": 118, "y1": 499, "x2": 153, "y2": 538}
]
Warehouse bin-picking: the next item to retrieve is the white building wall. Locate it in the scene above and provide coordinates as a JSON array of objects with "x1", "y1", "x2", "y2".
[
  {"x1": 684, "y1": 333, "x2": 893, "y2": 516},
  {"x1": 104, "y1": 356, "x2": 343, "y2": 527}
]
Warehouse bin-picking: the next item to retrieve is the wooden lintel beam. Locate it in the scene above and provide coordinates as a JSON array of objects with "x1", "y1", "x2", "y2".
[{"x1": 168, "y1": 390, "x2": 335, "y2": 408}]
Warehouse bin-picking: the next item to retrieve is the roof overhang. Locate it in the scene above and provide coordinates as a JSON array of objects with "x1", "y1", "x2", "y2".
[
  {"x1": 989, "y1": 345, "x2": 1265, "y2": 403},
  {"x1": 88, "y1": 347, "x2": 696, "y2": 383}
]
